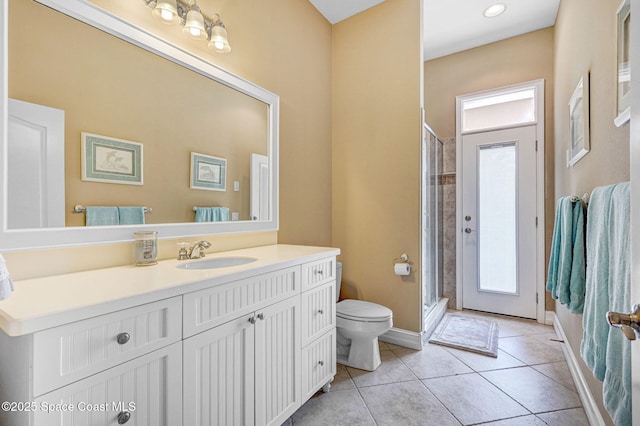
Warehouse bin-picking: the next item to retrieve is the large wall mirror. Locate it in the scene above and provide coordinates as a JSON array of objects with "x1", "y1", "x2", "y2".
[{"x1": 0, "y1": 0, "x2": 279, "y2": 251}]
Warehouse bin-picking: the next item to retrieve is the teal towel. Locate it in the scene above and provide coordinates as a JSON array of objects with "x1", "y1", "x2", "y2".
[
  {"x1": 581, "y1": 184, "x2": 616, "y2": 381},
  {"x1": 603, "y1": 182, "x2": 631, "y2": 426},
  {"x1": 194, "y1": 207, "x2": 229, "y2": 222},
  {"x1": 545, "y1": 196, "x2": 586, "y2": 313},
  {"x1": 118, "y1": 206, "x2": 145, "y2": 225},
  {"x1": 85, "y1": 206, "x2": 119, "y2": 226},
  {"x1": 569, "y1": 200, "x2": 586, "y2": 312}
]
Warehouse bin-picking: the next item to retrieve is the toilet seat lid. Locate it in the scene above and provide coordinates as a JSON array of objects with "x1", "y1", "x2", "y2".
[{"x1": 336, "y1": 299, "x2": 393, "y2": 321}]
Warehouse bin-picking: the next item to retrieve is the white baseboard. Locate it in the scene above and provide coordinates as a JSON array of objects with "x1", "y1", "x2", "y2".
[
  {"x1": 545, "y1": 310, "x2": 555, "y2": 325},
  {"x1": 380, "y1": 298, "x2": 449, "y2": 351},
  {"x1": 551, "y1": 312, "x2": 606, "y2": 426},
  {"x1": 380, "y1": 327, "x2": 423, "y2": 350}
]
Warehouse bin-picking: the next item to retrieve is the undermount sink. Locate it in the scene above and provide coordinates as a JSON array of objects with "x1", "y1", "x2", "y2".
[{"x1": 177, "y1": 256, "x2": 258, "y2": 270}]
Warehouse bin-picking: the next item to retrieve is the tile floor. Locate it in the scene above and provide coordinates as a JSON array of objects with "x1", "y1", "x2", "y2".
[{"x1": 285, "y1": 310, "x2": 589, "y2": 425}]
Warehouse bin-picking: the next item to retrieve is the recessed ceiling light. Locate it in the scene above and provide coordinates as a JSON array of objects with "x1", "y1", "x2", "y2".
[{"x1": 483, "y1": 3, "x2": 506, "y2": 18}]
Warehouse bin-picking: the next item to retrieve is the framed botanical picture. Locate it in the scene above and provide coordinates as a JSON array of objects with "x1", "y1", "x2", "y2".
[
  {"x1": 615, "y1": 0, "x2": 631, "y2": 127},
  {"x1": 567, "y1": 73, "x2": 590, "y2": 167},
  {"x1": 190, "y1": 152, "x2": 227, "y2": 191},
  {"x1": 81, "y1": 132, "x2": 143, "y2": 185}
]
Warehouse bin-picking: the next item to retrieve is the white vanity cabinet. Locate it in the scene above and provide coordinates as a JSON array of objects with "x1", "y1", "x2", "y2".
[
  {"x1": 0, "y1": 245, "x2": 339, "y2": 426},
  {"x1": 182, "y1": 265, "x2": 303, "y2": 426},
  {"x1": 0, "y1": 297, "x2": 183, "y2": 426},
  {"x1": 33, "y1": 342, "x2": 183, "y2": 426},
  {"x1": 300, "y1": 258, "x2": 337, "y2": 400}
]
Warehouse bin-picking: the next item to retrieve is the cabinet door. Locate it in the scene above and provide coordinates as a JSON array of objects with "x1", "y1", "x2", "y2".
[
  {"x1": 33, "y1": 342, "x2": 182, "y2": 426},
  {"x1": 254, "y1": 296, "x2": 301, "y2": 426},
  {"x1": 183, "y1": 314, "x2": 255, "y2": 426}
]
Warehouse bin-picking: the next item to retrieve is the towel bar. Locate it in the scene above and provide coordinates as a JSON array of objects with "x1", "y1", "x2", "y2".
[
  {"x1": 570, "y1": 193, "x2": 590, "y2": 205},
  {"x1": 192, "y1": 206, "x2": 224, "y2": 212},
  {"x1": 73, "y1": 205, "x2": 152, "y2": 214}
]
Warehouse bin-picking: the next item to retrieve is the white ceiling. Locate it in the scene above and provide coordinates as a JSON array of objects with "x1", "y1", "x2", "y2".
[{"x1": 309, "y1": 0, "x2": 560, "y2": 61}]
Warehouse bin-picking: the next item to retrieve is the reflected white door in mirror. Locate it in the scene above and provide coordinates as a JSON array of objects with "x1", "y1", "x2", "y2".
[
  {"x1": 0, "y1": 0, "x2": 279, "y2": 251},
  {"x1": 7, "y1": 99, "x2": 65, "y2": 229}
]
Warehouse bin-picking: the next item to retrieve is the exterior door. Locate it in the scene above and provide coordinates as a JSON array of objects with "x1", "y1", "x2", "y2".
[{"x1": 461, "y1": 125, "x2": 537, "y2": 318}]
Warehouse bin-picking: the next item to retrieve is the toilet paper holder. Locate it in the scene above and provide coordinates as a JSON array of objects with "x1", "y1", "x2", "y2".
[
  {"x1": 393, "y1": 253, "x2": 412, "y2": 276},
  {"x1": 393, "y1": 253, "x2": 411, "y2": 264}
]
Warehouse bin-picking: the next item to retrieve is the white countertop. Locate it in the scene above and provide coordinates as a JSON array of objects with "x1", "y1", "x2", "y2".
[{"x1": 0, "y1": 244, "x2": 339, "y2": 337}]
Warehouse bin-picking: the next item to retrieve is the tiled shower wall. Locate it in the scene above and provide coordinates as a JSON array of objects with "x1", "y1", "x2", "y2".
[{"x1": 441, "y1": 137, "x2": 457, "y2": 309}]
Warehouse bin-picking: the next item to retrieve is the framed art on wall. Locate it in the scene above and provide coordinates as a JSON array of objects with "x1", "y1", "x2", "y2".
[
  {"x1": 190, "y1": 152, "x2": 227, "y2": 191},
  {"x1": 567, "y1": 73, "x2": 590, "y2": 167},
  {"x1": 615, "y1": 0, "x2": 631, "y2": 127},
  {"x1": 81, "y1": 132, "x2": 143, "y2": 185}
]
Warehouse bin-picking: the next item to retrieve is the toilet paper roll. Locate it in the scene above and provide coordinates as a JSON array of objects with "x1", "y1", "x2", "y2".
[{"x1": 394, "y1": 263, "x2": 411, "y2": 276}]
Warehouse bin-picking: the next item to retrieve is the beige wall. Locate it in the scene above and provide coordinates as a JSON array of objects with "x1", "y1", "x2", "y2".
[
  {"x1": 553, "y1": 0, "x2": 630, "y2": 423},
  {"x1": 4, "y1": 0, "x2": 332, "y2": 278},
  {"x1": 424, "y1": 28, "x2": 555, "y2": 140},
  {"x1": 332, "y1": 0, "x2": 424, "y2": 332},
  {"x1": 424, "y1": 28, "x2": 556, "y2": 309}
]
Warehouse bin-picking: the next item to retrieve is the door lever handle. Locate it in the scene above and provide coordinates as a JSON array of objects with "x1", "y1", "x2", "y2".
[{"x1": 607, "y1": 304, "x2": 640, "y2": 341}]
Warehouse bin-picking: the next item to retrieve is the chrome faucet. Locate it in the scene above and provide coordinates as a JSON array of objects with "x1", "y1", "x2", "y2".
[{"x1": 186, "y1": 240, "x2": 211, "y2": 259}]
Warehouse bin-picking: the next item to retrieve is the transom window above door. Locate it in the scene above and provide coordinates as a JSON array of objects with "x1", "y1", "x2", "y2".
[{"x1": 461, "y1": 87, "x2": 537, "y2": 133}]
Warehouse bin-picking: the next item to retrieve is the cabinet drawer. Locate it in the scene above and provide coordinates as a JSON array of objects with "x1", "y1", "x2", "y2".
[
  {"x1": 301, "y1": 329, "x2": 336, "y2": 401},
  {"x1": 183, "y1": 266, "x2": 299, "y2": 337},
  {"x1": 34, "y1": 341, "x2": 182, "y2": 426},
  {"x1": 33, "y1": 297, "x2": 182, "y2": 397},
  {"x1": 301, "y1": 257, "x2": 336, "y2": 291},
  {"x1": 301, "y1": 281, "x2": 335, "y2": 346}
]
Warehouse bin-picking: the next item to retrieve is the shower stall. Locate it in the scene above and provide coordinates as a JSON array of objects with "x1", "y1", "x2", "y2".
[{"x1": 421, "y1": 123, "x2": 445, "y2": 340}]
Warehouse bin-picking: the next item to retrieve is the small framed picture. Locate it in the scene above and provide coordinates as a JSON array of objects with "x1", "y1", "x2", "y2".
[
  {"x1": 190, "y1": 152, "x2": 227, "y2": 191},
  {"x1": 615, "y1": 0, "x2": 631, "y2": 127},
  {"x1": 81, "y1": 132, "x2": 143, "y2": 185},
  {"x1": 567, "y1": 73, "x2": 590, "y2": 167}
]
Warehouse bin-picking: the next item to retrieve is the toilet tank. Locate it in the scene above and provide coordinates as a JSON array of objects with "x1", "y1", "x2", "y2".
[{"x1": 336, "y1": 261, "x2": 342, "y2": 301}]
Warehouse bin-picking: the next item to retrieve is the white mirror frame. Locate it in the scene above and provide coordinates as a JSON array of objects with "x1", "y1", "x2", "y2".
[{"x1": 0, "y1": 0, "x2": 279, "y2": 252}]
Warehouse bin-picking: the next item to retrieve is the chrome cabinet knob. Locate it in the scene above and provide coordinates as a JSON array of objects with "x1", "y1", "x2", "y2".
[
  {"x1": 318, "y1": 360, "x2": 324, "y2": 366},
  {"x1": 607, "y1": 304, "x2": 640, "y2": 340},
  {"x1": 117, "y1": 411, "x2": 131, "y2": 424},
  {"x1": 257, "y1": 313, "x2": 264, "y2": 320},
  {"x1": 248, "y1": 316, "x2": 256, "y2": 324},
  {"x1": 317, "y1": 309, "x2": 324, "y2": 315},
  {"x1": 464, "y1": 227, "x2": 475, "y2": 234},
  {"x1": 116, "y1": 332, "x2": 130, "y2": 345}
]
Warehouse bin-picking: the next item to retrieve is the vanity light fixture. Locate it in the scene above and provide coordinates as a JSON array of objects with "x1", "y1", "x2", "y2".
[
  {"x1": 182, "y1": 2, "x2": 207, "y2": 40},
  {"x1": 483, "y1": 3, "x2": 506, "y2": 18},
  {"x1": 151, "y1": 0, "x2": 180, "y2": 24},
  {"x1": 144, "y1": 0, "x2": 232, "y2": 53},
  {"x1": 208, "y1": 15, "x2": 231, "y2": 53}
]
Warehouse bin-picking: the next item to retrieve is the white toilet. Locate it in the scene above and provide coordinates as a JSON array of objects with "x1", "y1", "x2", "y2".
[{"x1": 335, "y1": 262, "x2": 393, "y2": 371}]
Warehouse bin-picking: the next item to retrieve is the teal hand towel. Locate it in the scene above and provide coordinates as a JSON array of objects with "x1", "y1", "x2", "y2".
[
  {"x1": 118, "y1": 206, "x2": 145, "y2": 225},
  {"x1": 603, "y1": 182, "x2": 631, "y2": 426},
  {"x1": 546, "y1": 196, "x2": 586, "y2": 313},
  {"x1": 580, "y1": 184, "x2": 616, "y2": 381},
  {"x1": 194, "y1": 207, "x2": 229, "y2": 222},
  {"x1": 568, "y1": 200, "x2": 586, "y2": 313},
  {"x1": 546, "y1": 198, "x2": 564, "y2": 296},
  {"x1": 85, "y1": 206, "x2": 119, "y2": 226}
]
